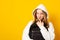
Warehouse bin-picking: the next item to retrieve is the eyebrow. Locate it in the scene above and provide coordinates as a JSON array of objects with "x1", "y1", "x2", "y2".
[{"x1": 37, "y1": 12, "x2": 44, "y2": 14}]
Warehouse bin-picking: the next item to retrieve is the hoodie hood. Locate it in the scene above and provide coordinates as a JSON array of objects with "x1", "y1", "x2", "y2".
[{"x1": 33, "y1": 4, "x2": 49, "y2": 18}]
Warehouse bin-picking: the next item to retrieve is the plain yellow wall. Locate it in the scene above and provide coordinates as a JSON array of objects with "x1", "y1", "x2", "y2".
[{"x1": 0, "y1": 0, "x2": 60, "y2": 40}]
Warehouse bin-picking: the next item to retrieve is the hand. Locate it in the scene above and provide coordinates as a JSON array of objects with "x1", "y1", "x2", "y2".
[{"x1": 36, "y1": 21, "x2": 44, "y2": 27}]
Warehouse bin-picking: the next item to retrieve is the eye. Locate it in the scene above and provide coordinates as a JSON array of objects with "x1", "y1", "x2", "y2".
[
  {"x1": 37, "y1": 13, "x2": 39, "y2": 14},
  {"x1": 41, "y1": 12, "x2": 43, "y2": 14}
]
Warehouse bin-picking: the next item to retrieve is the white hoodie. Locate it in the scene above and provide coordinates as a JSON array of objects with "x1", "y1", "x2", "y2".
[{"x1": 22, "y1": 4, "x2": 55, "y2": 40}]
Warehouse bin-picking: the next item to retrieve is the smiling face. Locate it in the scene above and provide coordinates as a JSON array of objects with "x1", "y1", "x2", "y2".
[{"x1": 36, "y1": 9, "x2": 44, "y2": 21}]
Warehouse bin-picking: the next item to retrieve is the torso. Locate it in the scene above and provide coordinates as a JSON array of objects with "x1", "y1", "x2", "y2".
[{"x1": 29, "y1": 22, "x2": 45, "y2": 40}]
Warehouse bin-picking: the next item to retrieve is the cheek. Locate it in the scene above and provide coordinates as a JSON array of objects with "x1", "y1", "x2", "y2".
[
  {"x1": 40, "y1": 15, "x2": 44, "y2": 18},
  {"x1": 36, "y1": 14, "x2": 40, "y2": 18}
]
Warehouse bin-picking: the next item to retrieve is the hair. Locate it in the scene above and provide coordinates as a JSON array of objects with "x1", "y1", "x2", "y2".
[{"x1": 33, "y1": 8, "x2": 49, "y2": 29}]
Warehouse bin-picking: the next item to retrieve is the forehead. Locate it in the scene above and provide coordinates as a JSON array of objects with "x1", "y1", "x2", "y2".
[{"x1": 37, "y1": 9, "x2": 43, "y2": 14}]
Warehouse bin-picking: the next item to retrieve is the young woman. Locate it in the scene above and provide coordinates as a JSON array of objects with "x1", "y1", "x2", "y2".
[{"x1": 22, "y1": 4, "x2": 55, "y2": 40}]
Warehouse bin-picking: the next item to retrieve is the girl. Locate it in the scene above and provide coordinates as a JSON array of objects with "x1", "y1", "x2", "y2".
[{"x1": 22, "y1": 4, "x2": 55, "y2": 40}]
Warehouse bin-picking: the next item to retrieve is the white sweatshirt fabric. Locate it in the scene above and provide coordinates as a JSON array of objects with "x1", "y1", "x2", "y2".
[{"x1": 22, "y1": 20, "x2": 55, "y2": 40}]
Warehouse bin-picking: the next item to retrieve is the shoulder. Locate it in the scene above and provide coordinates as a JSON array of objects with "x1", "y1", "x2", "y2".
[
  {"x1": 29, "y1": 20, "x2": 36, "y2": 29},
  {"x1": 27, "y1": 20, "x2": 33, "y2": 26},
  {"x1": 48, "y1": 22, "x2": 54, "y2": 32},
  {"x1": 49, "y1": 22, "x2": 54, "y2": 28},
  {"x1": 49, "y1": 22, "x2": 53, "y2": 26}
]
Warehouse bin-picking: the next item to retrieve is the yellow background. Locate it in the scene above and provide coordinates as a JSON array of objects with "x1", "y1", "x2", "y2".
[{"x1": 0, "y1": 0, "x2": 60, "y2": 40}]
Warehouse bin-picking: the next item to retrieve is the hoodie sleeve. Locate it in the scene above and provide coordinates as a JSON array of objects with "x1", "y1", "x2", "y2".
[
  {"x1": 48, "y1": 22, "x2": 55, "y2": 40},
  {"x1": 22, "y1": 20, "x2": 33, "y2": 40}
]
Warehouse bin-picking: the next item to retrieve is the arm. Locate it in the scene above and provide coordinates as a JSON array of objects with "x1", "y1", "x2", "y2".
[
  {"x1": 22, "y1": 21, "x2": 33, "y2": 40},
  {"x1": 48, "y1": 22, "x2": 55, "y2": 40}
]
